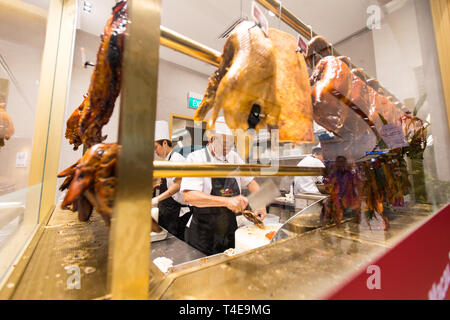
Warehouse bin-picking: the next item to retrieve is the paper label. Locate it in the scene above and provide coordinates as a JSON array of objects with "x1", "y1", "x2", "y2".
[
  {"x1": 252, "y1": 1, "x2": 269, "y2": 36},
  {"x1": 379, "y1": 124, "x2": 409, "y2": 149},
  {"x1": 16, "y1": 152, "x2": 28, "y2": 168},
  {"x1": 298, "y1": 35, "x2": 307, "y2": 53}
]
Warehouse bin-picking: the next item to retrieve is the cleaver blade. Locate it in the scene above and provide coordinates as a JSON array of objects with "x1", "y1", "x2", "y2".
[{"x1": 247, "y1": 179, "x2": 281, "y2": 210}]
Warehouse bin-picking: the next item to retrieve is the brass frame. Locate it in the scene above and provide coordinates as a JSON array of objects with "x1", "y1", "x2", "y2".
[
  {"x1": 3, "y1": 0, "x2": 449, "y2": 300},
  {"x1": 430, "y1": 0, "x2": 450, "y2": 130},
  {"x1": 153, "y1": 162, "x2": 324, "y2": 178},
  {"x1": 27, "y1": 0, "x2": 77, "y2": 225},
  {"x1": 160, "y1": 26, "x2": 221, "y2": 67},
  {"x1": 107, "y1": 0, "x2": 161, "y2": 300}
]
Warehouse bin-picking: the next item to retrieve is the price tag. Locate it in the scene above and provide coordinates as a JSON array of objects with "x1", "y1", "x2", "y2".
[
  {"x1": 252, "y1": 1, "x2": 269, "y2": 36},
  {"x1": 297, "y1": 35, "x2": 307, "y2": 53},
  {"x1": 16, "y1": 152, "x2": 28, "y2": 168},
  {"x1": 379, "y1": 124, "x2": 409, "y2": 149}
]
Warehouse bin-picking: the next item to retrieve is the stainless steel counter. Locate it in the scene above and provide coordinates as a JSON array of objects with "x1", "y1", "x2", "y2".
[{"x1": 151, "y1": 234, "x2": 205, "y2": 266}]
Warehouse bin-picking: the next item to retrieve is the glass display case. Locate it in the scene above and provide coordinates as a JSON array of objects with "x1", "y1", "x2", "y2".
[
  {"x1": 0, "y1": 0, "x2": 448, "y2": 300},
  {"x1": 0, "y1": 0, "x2": 68, "y2": 286}
]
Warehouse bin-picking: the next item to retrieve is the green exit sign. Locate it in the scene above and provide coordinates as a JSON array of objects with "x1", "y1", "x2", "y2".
[{"x1": 188, "y1": 91, "x2": 203, "y2": 110}]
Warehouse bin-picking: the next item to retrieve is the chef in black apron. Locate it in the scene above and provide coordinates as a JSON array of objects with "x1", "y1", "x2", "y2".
[
  {"x1": 152, "y1": 121, "x2": 191, "y2": 240},
  {"x1": 180, "y1": 117, "x2": 267, "y2": 255}
]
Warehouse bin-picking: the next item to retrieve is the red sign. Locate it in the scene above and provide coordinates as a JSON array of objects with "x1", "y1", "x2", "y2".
[{"x1": 324, "y1": 204, "x2": 450, "y2": 300}]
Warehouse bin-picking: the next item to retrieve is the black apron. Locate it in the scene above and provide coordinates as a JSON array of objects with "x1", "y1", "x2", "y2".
[
  {"x1": 158, "y1": 152, "x2": 190, "y2": 239},
  {"x1": 186, "y1": 149, "x2": 239, "y2": 255}
]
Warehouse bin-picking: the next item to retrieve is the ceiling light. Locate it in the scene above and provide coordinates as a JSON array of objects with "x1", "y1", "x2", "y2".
[{"x1": 267, "y1": 10, "x2": 276, "y2": 17}]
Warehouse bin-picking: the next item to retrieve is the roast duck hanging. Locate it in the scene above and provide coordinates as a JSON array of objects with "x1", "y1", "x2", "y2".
[
  {"x1": 65, "y1": 0, "x2": 128, "y2": 150},
  {"x1": 58, "y1": 143, "x2": 162, "y2": 231},
  {"x1": 194, "y1": 21, "x2": 314, "y2": 157}
]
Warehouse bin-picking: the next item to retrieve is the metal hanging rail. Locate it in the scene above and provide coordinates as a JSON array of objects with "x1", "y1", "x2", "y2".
[
  {"x1": 160, "y1": 26, "x2": 222, "y2": 67},
  {"x1": 255, "y1": 0, "x2": 319, "y2": 40},
  {"x1": 153, "y1": 161, "x2": 324, "y2": 178},
  {"x1": 254, "y1": 0, "x2": 402, "y2": 105}
]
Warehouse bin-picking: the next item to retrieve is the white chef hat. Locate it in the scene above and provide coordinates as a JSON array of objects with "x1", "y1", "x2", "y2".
[
  {"x1": 154, "y1": 120, "x2": 170, "y2": 141},
  {"x1": 210, "y1": 116, "x2": 234, "y2": 137}
]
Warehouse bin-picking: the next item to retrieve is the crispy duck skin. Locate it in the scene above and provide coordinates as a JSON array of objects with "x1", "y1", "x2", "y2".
[
  {"x1": 0, "y1": 103, "x2": 14, "y2": 147},
  {"x1": 58, "y1": 143, "x2": 120, "y2": 225},
  {"x1": 58, "y1": 143, "x2": 162, "y2": 231},
  {"x1": 194, "y1": 21, "x2": 279, "y2": 135},
  {"x1": 65, "y1": 96, "x2": 86, "y2": 150},
  {"x1": 268, "y1": 28, "x2": 314, "y2": 143},
  {"x1": 66, "y1": 1, "x2": 127, "y2": 150},
  {"x1": 194, "y1": 22, "x2": 313, "y2": 155}
]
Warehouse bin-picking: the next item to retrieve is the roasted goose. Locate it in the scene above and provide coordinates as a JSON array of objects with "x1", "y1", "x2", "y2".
[
  {"x1": 65, "y1": 1, "x2": 128, "y2": 150},
  {"x1": 194, "y1": 22, "x2": 313, "y2": 155},
  {"x1": 0, "y1": 103, "x2": 14, "y2": 147},
  {"x1": 268, "y1": 28, "x2": 314, "y2": 143},
  {"x1": 194, "y1": 21, "x2": 278, "y2": 133}
]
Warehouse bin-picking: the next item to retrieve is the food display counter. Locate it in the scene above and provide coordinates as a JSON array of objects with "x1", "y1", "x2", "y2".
[{"x1": 0, "y1": 0, "x2": 449, "y2": 301}]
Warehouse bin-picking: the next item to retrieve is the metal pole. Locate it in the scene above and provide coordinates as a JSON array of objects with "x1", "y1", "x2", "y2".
[
  {"x1": 152, "y1": 162, "x2": 325, "y2": 178},
  {"x1": 108, "y1": 0, "x2": 161, "y2": 300}
]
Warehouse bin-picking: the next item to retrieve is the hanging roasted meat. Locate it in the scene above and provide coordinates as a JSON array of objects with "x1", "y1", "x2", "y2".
[
  {"x1": 322, "y1": 159, "x2": 362, "y2": 228},
  {"x1": 0, "y1": 103, "x2": 14, "y2": 147},
  {"x1": 65, "y1": 96, "x2": 86, "y2": 150},
  {"x1": 307, "y1": 34, "x2": 412, "y2": 139},
  {"x1": 58, "y1": 143, "x2": 162, "y2": 232},
  {"x1": 65, "y1": 1, "x2": 128, "y2": 150},
  {"x1": 268, "y1": 28, "x2": 314, "y2": 143},
  {"x1": 58, "y1": 143, "x2": 120, "y2": 224},
  {"x1": 194, "y1": 22, "x2": 313, "y2": 155},
  {"x1": 305, "y1": 36, "x2": 333, "y2": 69},
  {"x1": 310, "y1": 55, "x2": 352, "y2": 135},
  {"x1": 194, "y1": 21, "x2": 278, "y2": 134}
]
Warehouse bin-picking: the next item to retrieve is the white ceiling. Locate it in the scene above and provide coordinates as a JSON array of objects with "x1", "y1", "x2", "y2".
[
  {"x1": 76, "y1": 0, "x2": 383, "y2": 75},
  {"x1": 20, "y1": 0, "x2": 49, "y2": 10}
]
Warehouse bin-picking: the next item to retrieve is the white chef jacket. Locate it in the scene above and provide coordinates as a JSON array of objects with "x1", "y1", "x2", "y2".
[
  {"x1": 163, "y1": 150, "x2": 190, "y2": 217},
  {"x1": 180, "y1": 146, "x2": 254, "y2": 227},
  {"x1": 294, "y1": 155, "x2": 325, "y2": 194}
]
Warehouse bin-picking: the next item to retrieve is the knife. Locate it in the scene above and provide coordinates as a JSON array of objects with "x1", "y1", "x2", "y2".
[{"x1": 247, "y1": 178, "x2": 281, "y2": 211}]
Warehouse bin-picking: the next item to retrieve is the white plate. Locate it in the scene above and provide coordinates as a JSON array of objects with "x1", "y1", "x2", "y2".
[{"x1": 151, "y1": 228, "x2": 168, "y2": 242}]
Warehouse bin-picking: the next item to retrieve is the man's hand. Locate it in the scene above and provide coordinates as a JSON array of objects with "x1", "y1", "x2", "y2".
[
  {"x1": 151, "y1": 197, "x2": 159, "y2": 207},
  {"x1": 253, "y1": 208, "x2": 267, "y2": 221},
  {"x1": 225, "y1": 195, "x2": 248, "y2": 214}
]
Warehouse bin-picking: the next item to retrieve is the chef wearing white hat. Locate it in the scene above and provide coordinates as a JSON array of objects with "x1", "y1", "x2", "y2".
[
  {"x1": 152, "y1": 120, "x2": 191, "y2": 240},
  {"x1": 180, "y1": 117, "x2": 266, "y2": 255}
]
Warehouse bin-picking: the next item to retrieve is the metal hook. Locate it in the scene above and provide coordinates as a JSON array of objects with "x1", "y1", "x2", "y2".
[
  {"x1": 308, "y1": 24, "x2": 315, "y2": 67},
  {"x1": 278, "y1": 1, "x2": 282, "y2": 28}
]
